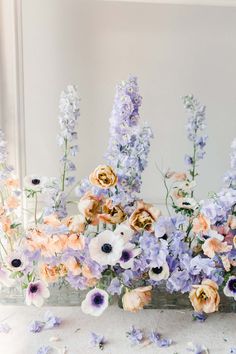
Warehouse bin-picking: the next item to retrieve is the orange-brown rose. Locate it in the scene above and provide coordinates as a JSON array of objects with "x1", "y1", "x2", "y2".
[
  {"x1": 122, "y1": 286, "x2": 152, "y2": 312},
  {"x1": 189, "y1": 279, "x2": 220, "y2": 313},
  {"x1": 129, "y1": 201, "x2": 161, "y2": 232},
  {"x1": 89, "y1": 165, "x2": 118, "y2": 189}
]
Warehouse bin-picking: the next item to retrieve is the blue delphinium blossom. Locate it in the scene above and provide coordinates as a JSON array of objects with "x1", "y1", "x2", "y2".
[
  {"x1": 182, "y1": 94, "x2": 207, "y2": 182},
  {"x1": 44, "y1": 311, "x2": 61, "y2": 329},
  {"x1": 192, "y1": 312, "x2": 207, "y2": 322},
  {"x1": 37, "y1": 346, "x2": 53, "y2": 354},
  {"x1": 89, "y1": 332, "x2": 107, "y2": 350},
  {"x1": 107, "y1": 278, "x2": 122, "y2": 295},
  {"x1": 76, "y1": 76, "x2": 153, "y2": 209},
  {"x1": 126, "y1": 325, "x2": 144, "y2": 345},
  {"x1": 224, "y1": 138, "x2": 236, "y2": 190},
  {"x1": 28, "y1": 320, "x2": 44, "y2": 333}
]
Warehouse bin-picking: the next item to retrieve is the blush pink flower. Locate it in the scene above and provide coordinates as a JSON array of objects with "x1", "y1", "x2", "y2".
[
  {"x1": 26, "y1": 281, "x2": 50, "y2": 307},
  {"x1": 202, "y1": 238, "x2": 232, "y2": 258}
]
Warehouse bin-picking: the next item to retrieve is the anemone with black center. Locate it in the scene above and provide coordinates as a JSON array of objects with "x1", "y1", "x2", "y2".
[
  {"x1": 152, "y1": 266, "x2": 163, "y2": 275},
  {"x1": 11, "y1": 259, "x2": 22, "y2": 268},
  {"x1": 92, "y1": 292, "x2": 104, "y2": 307},
  {"x1": 228, "y1": 278, "x2": 236, "y2": 293},
  {"x1": 31, "y1": 178, "x2": 40, "y2": 185},
  {"x1": 161, "y1": 234, "x2": 168, "y2": 240},
  {"x1": 29, "y1": 284, "x2": 38, "y2": 293},
  {"x1": 121, "y1": 250, "x2": 132, "y2": 263},
  {"x1": 101, "y1": 243, "x2": 112, "y2": 254}
]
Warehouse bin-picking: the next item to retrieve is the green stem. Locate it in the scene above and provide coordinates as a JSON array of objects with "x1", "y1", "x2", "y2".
[
  {"x1": 34, "y1": 193, "x2": 38, "y2": 226},
  {"x1": 61, "y1": 138, "x2": 68, "y2": 192}
]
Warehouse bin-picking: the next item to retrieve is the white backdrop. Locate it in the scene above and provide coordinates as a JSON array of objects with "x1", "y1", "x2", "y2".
[{"x1": 21, "y1": 0, "x2": 236, "y2": 203}]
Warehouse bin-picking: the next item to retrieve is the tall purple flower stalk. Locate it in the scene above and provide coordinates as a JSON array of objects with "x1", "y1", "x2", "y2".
[
  {"x1": 223, "y1": 138, "x2": 236, "y2": 190},
  {"x1": 44, "y1": 85, "x2": 80, "y2": 218},
  {"x1": 105, "y1": 75, "x2": 153, "y2": 205},
  {"x1": 183, "y1": 95, "x2": 207, "y2": 185}
]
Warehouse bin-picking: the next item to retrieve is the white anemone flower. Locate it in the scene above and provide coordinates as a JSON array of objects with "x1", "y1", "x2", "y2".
[
  {"x1": 114, "y1": 223, "x2": 134, "y2": 244},
  {"x1": 25, "y1": 281, "x2": 50, "y2": 307},
  {"x1": 119, "y1": 243, "x2": 141, "y2": 269},
  {"x1": 7, "y1": 251, "x2": 29, "y2": 272},
  {"x1": 175, "y1": 197, "x2": 197, "y2": 210},
  {"x1": 149, "y1": 261, "x2": 170, "y2": 281},
  {"x1": 81, "y1": 288, "x2": 109, "y2": 316},
  {"x1": 89, "y1": 230, "x2": 124, "y2": 266},
  {"x1": 24, "y1": 175, "x2": 48, "y2": 192},
  {"x1": 223, "y1": 276, "x2": 236, "y2": 300}
]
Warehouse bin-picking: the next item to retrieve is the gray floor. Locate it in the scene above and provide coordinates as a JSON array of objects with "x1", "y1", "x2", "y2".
[{"x1": 0, "y1": 305, "x2": 235, "y2": 353}]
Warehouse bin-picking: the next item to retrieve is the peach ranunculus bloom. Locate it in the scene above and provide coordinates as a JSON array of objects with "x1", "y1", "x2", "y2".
[
  {"x1": 172, "y1": 172, "x2": 187, "y2": 181},
  {"x1": 6, "y1": 178, "x2": 19, "y2": 188},
  {"x1": 48, "y1": 234, "x2": 68, "y2": 254},
  {"x1": 64, "y1": 215, "x2": 85, "y2": 233},
  {"x1": 122, "y1": 286, "x2": 152, "y2": 312},
  {"x1": 43, "y1": 214, "x2": 61, "y2": 227},
  {"x1": 6, "y1": 196, "x2": 19, "y2": 209},
  {"x1": 64, "y1": 256, "x2": 81, "y2": 276},
  {"x1": 189, "y1": 279, "x2": 220, "y2": 313},
  {"x1": 89, "y1": 165, "x2": 118, "y2": 189},
  {"x1": 67, "y1": 233, "x2": 85, "y2": 250},
  {"x1": 78, "y1": 192, "x2": 101, "y2": 225},
  {"x1": 99, "y1": 199, "x2": 126, "y2": 225},
  {"x1": 192, "y1": 214, "x2": 211, "y2": 234},
  {"x1": 228, "y1": 215, "x2": 236, "y2": 230},
  {"x1": 202, "y1": 238, "x2": 232, "y2": 258},
  {"x1": 129, "y1": 201, "x2": 161, "y2": 232},
  {"x1": 40, "y1": 263, "x2": 60, "y2": 283}
]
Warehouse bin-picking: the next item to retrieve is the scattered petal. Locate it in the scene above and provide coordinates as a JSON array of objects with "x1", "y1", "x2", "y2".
[
  {"x1": 192, "y1": 312, "x2": 207, "y2": 322},
  {"x1": 37, "y1": 346, "x2": 53, "y2": 354},
  {"x1": 0, "y1": 323, "x2": 11, "y2": 333},
  {"x1": 149, "y1": 330, "x2": 172, "y2": 347},
  {"x1": 44, "y1": 311, "x2": 61, "y2": 329},
  {"x1": 230, "y1": 348, "x2": 236, "y2": 354},
  {"x1": 49, "y1": 336, "x2": 60, "y2": 342},
  {"x1": 89, "y1": 332, "x2": 107, "y2": 350},
  {"x1": 126, "y1": 326, "x2": 144, "y2": 345},
  {"x1": 187, "y1": 341, "x2": 209, "y2": 354},
  {"x1": 28, "y1": 320, "x2": 44, "y2": 333}
]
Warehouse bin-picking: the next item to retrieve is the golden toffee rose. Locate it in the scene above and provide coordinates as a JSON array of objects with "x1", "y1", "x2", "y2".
[
  {"x1": 189, "y1": 279, "x2": 220, "y2": 313},
  {"x1": 89, "y1": 165, "x2": 118, "y2": 189},
  {"x1": 99, "y1": 199, "x2": 126, "y2": 224},
  {"x1": 129, "y1": 201, "x2": 161, "y2": 232}
]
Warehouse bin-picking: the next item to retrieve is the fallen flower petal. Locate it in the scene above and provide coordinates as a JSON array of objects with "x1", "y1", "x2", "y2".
[
  {"x1": 0, "y1": 323, "x2": 11, "y2": 333},
  {"x1": 44, "y1": 311, "x2": 61, "y2": 329},
  {"x1": 37, "y1": 346, "x2": 53, "y2": 354},
  {"x1": 28, "y1": 320, "x2": 44, "y2": 333},
  {"x1": 192, "y1": 312, "x2": 207, "y2": 322},
  {"x1": 89, "y1": 332, "x2": 107, "y2": 350},
  {"x1": 126, "y1": 326, "x2": 144, "y2": 345},
  {"x1": 187, "y1": 341, "x2": 209, "y2": 354}
]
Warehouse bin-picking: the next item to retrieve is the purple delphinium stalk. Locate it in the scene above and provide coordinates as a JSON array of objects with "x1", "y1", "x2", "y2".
[
  {"x1": 224, "y1": 138, "x2": 236, "y2": 190},
  {"x1": 126, "y1": 325, "x2": 144, "y2": 345},
  {"x1": 105, "y1": 76, "x2": 153, "y2": 206},
  {"x1": 58, "y1": 85, "x2": 80, "y2": 192},
  {"x1": 76, "y1": 76, "x2": 153, "y2": 208},
  {"x1": 182, "y1": 95, "x2": 207, "y2": 188}
]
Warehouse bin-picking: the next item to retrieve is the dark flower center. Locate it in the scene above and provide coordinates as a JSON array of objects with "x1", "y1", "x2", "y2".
[
  {"x1": 29, "y1": 284, "x2": 38, "y2": 293},
  {"x1": 152, "y1": 266, "x2": 163, "y2": 275},
  {"x1": 11, "y1": 259, "x2": 22, "y2": 268},
  {"x1": 31, "y1": 178, "x2": 40, "y2": 185},
  {"x1": 92, "y1": 293, "x2": 104, "y2": 307},
  {"x1": 161, "y1": 234, "x2": 168, "y2": 240},
  {"x1": 228, "y1": 278, "x2": 236, "y2": 293},
  {"x1": 121, "y1": 250, "x2": 131, "y2": 263},
  {"x1": 101, "y1": 243, "x2": 112, "y2": 254}
]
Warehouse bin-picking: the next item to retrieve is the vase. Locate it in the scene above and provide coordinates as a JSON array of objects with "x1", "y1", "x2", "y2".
[
  {"x1": 0, "y1": 283, "x2": 86, "y2": 306},
  {"x1": 118, "y1": 284, "x2": 236, "y2": 313}
]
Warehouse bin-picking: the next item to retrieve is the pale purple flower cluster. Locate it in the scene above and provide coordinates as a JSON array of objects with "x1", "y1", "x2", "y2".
[
  {"x1": 183, "y1": 95, "x2": 207, "y2": 169},
  {"x1": 105, "y1": 76, "x2": 153, "y2": 205},
  {"x1": 224, "y1": 138, "x2": 236, "y2": 190},
  {"x1": 58, "y1": 85, "x2": 80, "y2": 190}
]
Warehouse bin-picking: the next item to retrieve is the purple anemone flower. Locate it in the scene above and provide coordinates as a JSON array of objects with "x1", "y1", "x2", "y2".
[{"x1": 81, "y1": 288, "x2": 109, "y2": 316}]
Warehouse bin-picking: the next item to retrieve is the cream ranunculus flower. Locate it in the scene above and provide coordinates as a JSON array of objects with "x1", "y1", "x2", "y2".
[
  {"x1": 122, "y1": 286, "x2": 152, "y2": 312},
  {"x1": 89, "y1": 165, "x2": 118, "y2": 189},
  {"x1": 189, "y1": 279, "x2": 220, "y2": 313},
  {"x1": 129, "y1": 201, "x2": 161, "y2": 232}
]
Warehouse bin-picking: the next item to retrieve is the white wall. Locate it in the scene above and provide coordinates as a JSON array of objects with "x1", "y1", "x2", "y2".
[{"x1": 21, "y1": 0, "x2": 236, "y2": 203}]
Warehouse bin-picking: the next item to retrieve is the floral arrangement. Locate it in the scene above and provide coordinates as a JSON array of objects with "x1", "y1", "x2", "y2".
[{"x1": 0, "y1": 76, "x2": 235, "y2": 320}]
